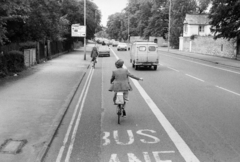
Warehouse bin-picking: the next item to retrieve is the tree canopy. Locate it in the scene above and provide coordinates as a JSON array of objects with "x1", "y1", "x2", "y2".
[
  {"x1": 0, "y1": 0, "x2": 102, "y2": 45},
  {"x1": 209, "y1": 0, "x2": 240, "y2": 40},
  {"x1": 0, "y1": 0, "x2": 30, "y2": 44},
  {"x1": 105, "y1": 0, "x2": 209, "y2": 48}
]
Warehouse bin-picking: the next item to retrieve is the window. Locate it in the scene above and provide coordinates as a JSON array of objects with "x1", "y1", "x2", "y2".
[
  {"x1": 184, "y1": 24, "x2": 188, "y2": 32},
  {"x1": 149, "y1": 46, "x2": 156, "y2": 51},
  {"x1": 199, "y1": 25, "x2": 204, "y2": 32},
  {"x1": 138, "y1": 46, "x2": 146, "y2": 51}
]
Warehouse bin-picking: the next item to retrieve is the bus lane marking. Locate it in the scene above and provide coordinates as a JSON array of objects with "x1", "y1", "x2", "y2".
[
  {"x1": 131, "y1": 79, "x2": 200, "y2": 162},
  {"x1": 109, "y1": 151, "x2": 175, "y2": 162},
  {"x1": 103, "y1": 129, "x2": 175, "y2": 161},
  {"x1": 111, "y1": 48, "x2": 200, "y2": 162},
  {"x1": 103, "y1": 129, "x2": 160, "y2": 146}
]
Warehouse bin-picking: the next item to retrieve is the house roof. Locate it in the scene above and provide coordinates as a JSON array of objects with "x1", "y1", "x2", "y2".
[{"x1": 184, "y1": 14, "x2": 210, "y2": 25}]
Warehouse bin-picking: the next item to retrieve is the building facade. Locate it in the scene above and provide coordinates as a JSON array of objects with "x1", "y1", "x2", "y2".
[
  {"x1": 183, "y1": 14, "x2": 212, "y2": 37},
  {"x1": 180, "y1": 14, "x2": 240, "y2": 60}
]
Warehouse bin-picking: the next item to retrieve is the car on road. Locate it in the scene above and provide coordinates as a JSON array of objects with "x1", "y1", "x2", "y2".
[
  {"x1": 112, "y1": 41, "x2": 119, "y2": 47},
  {"x1": 98, "y1": 46, "x2": 110, "y2": 57},
  {"x1": 117, "y1": 43, "x2": 128, "y2": 51}
]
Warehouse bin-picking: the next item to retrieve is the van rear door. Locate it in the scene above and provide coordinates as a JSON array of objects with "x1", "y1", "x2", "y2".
[
  {"x1": 147, "y1": 45, "x2": 158, "y2": 62},
  {"x1": 136, "y1": 45, "x2": 147, "y2": 62}
]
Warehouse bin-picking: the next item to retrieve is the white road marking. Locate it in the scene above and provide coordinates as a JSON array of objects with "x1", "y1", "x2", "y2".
[
  {"x1": 153, "y1": 151, "x2": 175, "y2": 162},
  {"x1": 136, "y1": 129, "x2": 160, "y2": 144},
  {"x1": 131, "y1": 79, "x2": 200, "y2": 162},
  {"x1": 167, "y1": 67, "x2": 179, "y2": 72},
  {"x1": 216, "y1": 86, "x2": 240, "y2": 96},
  {"x1": 113, "y1": 130, "x2": 134, "y2": 145},
  {"x1": 163, "y1": 54, "x2": 240, "y2": 75},
  {"x1": 111, "y1": 49, "x2": 200, "y2": 162},
  {"x1": 56, "y1": 68, "x2": 94, "y2": 162},
  {"x1": 103, "y1": 132, "x2": 111, "y2": 146},
  {"x1": 186, "y1": 74, "x2": 205, "y2": 82},
  {"x1": 109, "y1": 151, "x2": 175, "y2": 162},
  {"x1": 65, "y1": 68, "x2": 95, "y2": 162},
  {"x1": 143, "y1": 152, "x2": 151, "y2": 162}
]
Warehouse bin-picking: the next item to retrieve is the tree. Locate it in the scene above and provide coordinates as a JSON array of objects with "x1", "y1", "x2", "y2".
[
  {"x1": 0, "y1": 0, "x2": 30, "y2": 45},
  {"x1": 106, "y1": 13, "x2": 123, "y2": 40},
  {"x1": 0, "y1": 0, "x2": 101, "y2": 45},
  {"x1": 196, "y1": 0, "x2": 211, "y2": 13},
  {"x1": 136, "y1": 2, "x2": 153, "y2": 37},
  {"x1": 60, "y1": 0, "x2": 101, "y2": 41},
  {"x1": 209, "y1": 0, "x2": 240, "y2": 40},
  {"x1": 143, "y1": 0, "x2": 168, "y2": 38},
  {"x1": 170, "y1": 0, "x2": 197, "y2": 48}
]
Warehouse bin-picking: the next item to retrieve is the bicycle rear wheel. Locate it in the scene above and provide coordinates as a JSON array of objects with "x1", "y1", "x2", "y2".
[{"x1": 117, "y1": 105, "x2": 122, "y2": 124}]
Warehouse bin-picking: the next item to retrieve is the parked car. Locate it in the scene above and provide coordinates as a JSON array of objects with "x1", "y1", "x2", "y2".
[
  {"x1": 130, "y1": 41, "x2": 159, "y2": 70},
  {"x1": 98, "y1": 46, "x2": 110, "y2": 57},
  {"x1": 112, "y1": 41, "x2": 119, "y2": 47},
  {"x1": 117, "y1": 43, "x2": 128, "y2": 51}
]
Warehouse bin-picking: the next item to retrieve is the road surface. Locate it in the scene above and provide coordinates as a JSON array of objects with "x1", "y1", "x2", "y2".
[{"x1": 44, "y1": 45, "x2": 240, "y2": 162}]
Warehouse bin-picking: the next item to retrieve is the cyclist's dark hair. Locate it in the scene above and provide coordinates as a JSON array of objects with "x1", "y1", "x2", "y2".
[{"x1": 115, "y1": 59, "x2": 124, "y2": 68}]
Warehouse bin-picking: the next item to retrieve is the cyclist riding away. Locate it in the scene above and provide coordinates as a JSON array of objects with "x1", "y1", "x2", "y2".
[
  {"x1": 109, "y1": 59, "x2": 143, "y2": 117},
  {"x1": 91, "y1": 46, "x2": 98, "y2": 68}
]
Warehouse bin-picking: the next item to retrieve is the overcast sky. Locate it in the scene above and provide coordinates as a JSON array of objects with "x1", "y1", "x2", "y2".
[{"x1": 93, "y1": 0, "x2": 128, "y2": 27}]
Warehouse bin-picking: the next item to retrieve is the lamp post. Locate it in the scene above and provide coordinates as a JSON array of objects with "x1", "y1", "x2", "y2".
[
  {"x1": 84, "y1": 0, "x2": 86, "y2": 60},
  {"x1": 168, "y1": 0, "x2": 171, "y2": 52},
  {"x1": 128, "y1": 14, "x2": 130, "y2": 43}
]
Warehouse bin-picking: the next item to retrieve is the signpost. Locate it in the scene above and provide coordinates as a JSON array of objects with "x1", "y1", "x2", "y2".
[
  {"x1": 71, "y1": 24, "x2": 86, "y2": 37},
  {"x1": 71, "y1": 23, "x2": 87, "y2": 60}
]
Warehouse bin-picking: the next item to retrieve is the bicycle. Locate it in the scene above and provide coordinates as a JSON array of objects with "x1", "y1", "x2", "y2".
[
  {"x1": 92, "y1": 57, "x2": 98, "y2": 68},
  {"x1": 115, "y1": 92, "x2": 125, "y2": 124}
]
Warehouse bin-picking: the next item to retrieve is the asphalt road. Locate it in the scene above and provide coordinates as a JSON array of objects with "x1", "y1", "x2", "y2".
[{"x1": 44, "y1": 46, "x2": 240, "y2": 162}]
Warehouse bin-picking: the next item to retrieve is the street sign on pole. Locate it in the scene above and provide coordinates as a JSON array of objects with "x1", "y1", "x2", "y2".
[{"x1": 71, "y1": 24, "x2": 86, "y2": 37}]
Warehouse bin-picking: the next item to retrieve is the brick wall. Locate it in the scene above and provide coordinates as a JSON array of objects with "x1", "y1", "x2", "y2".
[{"x1": 182, "y1": 36, "x2": 236, "y2": 59}]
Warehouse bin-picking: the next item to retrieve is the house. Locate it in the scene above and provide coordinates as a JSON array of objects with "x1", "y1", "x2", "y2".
[
  {"x1": 180, "y1": 14, "x2": 240, "y2": 60},
  {"x1": 183, "y1": 14, "x2": 212, "y2": 37}
]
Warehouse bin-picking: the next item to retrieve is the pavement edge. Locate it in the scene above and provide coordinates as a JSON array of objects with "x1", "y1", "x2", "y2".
[{"x1": 35, "y1": 64, "x2": 91, "y2": 162}]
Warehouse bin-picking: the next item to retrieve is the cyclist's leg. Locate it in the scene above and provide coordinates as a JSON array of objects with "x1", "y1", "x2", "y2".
[
  {"x1": 123, "y1": 91, "x2": 129, "y2": 107},
  {"x1": 113, "y1": 92, "x2": 117, "y2": 105},
  {"x1": 122, "y1": 91, "x2": 129, "y2": 117},
  {"x1": 92, "y1": 57, "x2": 96, "y2": 68}
]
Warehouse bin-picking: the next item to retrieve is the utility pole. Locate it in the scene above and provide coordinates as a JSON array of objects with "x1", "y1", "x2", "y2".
[
  {"x1": 128, "y1": 13, "x2": 130, "y2": 43},
  {"x1": 84, "y1": 0, "x2": 86, "y2": 60},
  {"x1": 168, "y1": 0, "x2": 171, "y2": 52},
  {"x1": 128, "y1": 0, "x2": 130, "y2": 43}
]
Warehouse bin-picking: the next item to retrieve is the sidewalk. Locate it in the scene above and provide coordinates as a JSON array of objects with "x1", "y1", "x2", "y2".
[
  {"x1": 0, "y1": 45, "x2": 93, "y2": 162},
  {"x1": 158, "y1": 47, "x2": 240, "y2": 69}
]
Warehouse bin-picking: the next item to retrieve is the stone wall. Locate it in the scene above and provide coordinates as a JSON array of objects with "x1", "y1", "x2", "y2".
[
  {"x1": 130, "y1": 36, "x2": 146, "y2": 43},
  {"x1": 182, "y1": 36, "x2": 236, "y2": 59},
  {"x1": 149, "y1": 37, "x2": 167, "y2": 47}
]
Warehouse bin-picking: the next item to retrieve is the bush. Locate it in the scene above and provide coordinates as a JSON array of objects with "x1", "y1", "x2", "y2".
[
  {"x1": 0, "y1": 54, "x2": 7, "y2": 78},
  {"x1": 190, "y1": 35, "x2": 197, "y2": 40},
  {"x1": 5, "y1": 50, "x2": 25, "y2": 73},
  {"x1": 19, "y1": 42, "x2": 37, "y2": 51}
]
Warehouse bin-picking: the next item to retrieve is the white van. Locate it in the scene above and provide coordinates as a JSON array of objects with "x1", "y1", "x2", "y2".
[{"x1": 130, "y1": 42, "x2": 159, "y2": 70}]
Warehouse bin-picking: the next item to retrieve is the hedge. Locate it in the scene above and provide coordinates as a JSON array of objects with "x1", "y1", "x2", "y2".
[{"x1": 4, "y1": 50, "x2": 25, "y2": 73}]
